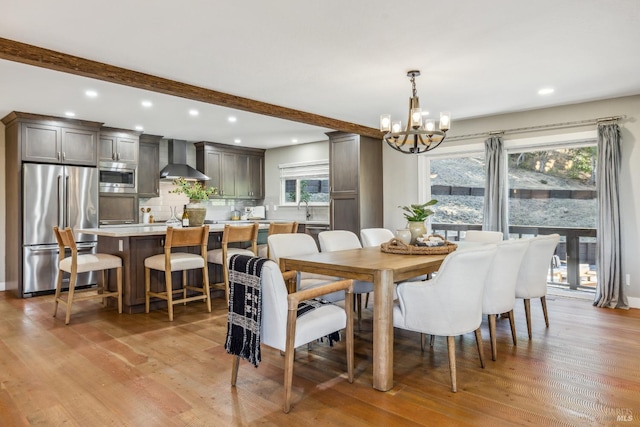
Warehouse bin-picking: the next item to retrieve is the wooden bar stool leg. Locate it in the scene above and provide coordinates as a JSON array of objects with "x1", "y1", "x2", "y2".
[
  {"x1": 203, "y1": 265, "x2": 211, "y2": 313},
  {"x1": 53, "y1": 269, "x2": 64, "y2": 318},
  {"x1": 183, "y1": 270, "x2": 188, "y2": 305},
  {"x1": 101, "y1": 270, "x2": 107, "y2": 307},
  {"x1": 145, "y1": 267, "x2": 151, "y2": 314},
  {"x1": 116, "y1": 266, "x2": 123, "y2": 314},
  {"x1": 65, "y1": 271, "x2": 77, "y2": 325},
  {"x1": 166, "y1": 271, "x2": 174, "y2": 322}
]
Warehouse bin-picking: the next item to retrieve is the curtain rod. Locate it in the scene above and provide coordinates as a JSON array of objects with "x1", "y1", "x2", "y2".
[{"x1": 446, "y1": 115, "x2": 626, "y2": 142}]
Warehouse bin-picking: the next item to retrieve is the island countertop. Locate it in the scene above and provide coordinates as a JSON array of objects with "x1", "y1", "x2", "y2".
[{"x1": 77, "y1": 223, "x2": 269, "y2": 237}]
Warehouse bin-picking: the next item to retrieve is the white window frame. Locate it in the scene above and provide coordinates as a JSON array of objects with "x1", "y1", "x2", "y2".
[{"x1": 279, "y1": 160, "x2": 330, "y2": 206}]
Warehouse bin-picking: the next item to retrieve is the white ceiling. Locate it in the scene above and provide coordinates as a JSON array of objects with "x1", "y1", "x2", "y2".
[{"x1": 1, "y1": 0, "x2": 639, "y2": 149}]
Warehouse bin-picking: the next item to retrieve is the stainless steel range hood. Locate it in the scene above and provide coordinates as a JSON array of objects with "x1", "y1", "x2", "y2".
[{"x1": 160, "y1": 139, "x2": 210, "y2": 180}]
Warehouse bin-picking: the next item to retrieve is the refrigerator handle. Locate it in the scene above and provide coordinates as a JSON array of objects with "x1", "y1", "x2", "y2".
[
  {"x1": 65, "y1": 175, "x2": 70, "y2": 228},
  {"x1": 58, "y1": 174, "x2": 64, "y2": 228}
]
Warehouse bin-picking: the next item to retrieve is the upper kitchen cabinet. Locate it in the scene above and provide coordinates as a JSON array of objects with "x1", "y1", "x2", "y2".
[
  {"x1": 2, "y1": 111, "x2": 101, "y2": 166},
  {"x1": 137, "y1": 134, "x2": 162, "y2": 197},
  {"x1": 99, "y1": 127, "x2": 140, "y2": 164},
  {"x1": 195, "y1": 142, "x2": 265, "y2": 200},
  {"x1": 328, "y1": 131, "x2": 383, "y2": 235}
]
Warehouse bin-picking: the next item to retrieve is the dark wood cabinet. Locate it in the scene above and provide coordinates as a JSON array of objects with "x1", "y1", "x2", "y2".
[
  {"x1": 137, "y1": 134, "x2": 161, "y2": 197},
  {"x1": 328, "y1": 131, "x2": 383, "y2": 235},
  {"x1": 99, "y1": 127, "x2": 139, "y2": 164},
  {"x1": 195, "y1": 141, "x2": 265, "y2": 200},
  {"x1": 98, "y1": 193, "x2": 138, "y2": 225},
  {"x1": 5, "y1": 112, "x2": 100, "y2": 166}
]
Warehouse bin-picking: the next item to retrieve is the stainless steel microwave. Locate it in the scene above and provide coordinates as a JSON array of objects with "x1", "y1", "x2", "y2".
[{"x1": 99, "y1": 163, "x2": 136, "y2": 193}]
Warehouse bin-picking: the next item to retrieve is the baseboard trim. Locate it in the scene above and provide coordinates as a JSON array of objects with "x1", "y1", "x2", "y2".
[
  {"x1": 627, "y1": 296, "x2": 640, "y2": 309},
  {"x1": 0, "y1": 282, "x2": 5, "y2": 292}
]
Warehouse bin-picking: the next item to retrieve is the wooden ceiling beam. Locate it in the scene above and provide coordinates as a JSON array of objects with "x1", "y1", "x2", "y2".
[{"x1": 0, "y1": 37, "x2": 381, "y2": 139}]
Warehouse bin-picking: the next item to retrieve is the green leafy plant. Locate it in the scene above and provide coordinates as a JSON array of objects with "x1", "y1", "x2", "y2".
[
  {"x1": 399, "y1": 199, "x2": 438, "y2": 222},
  {"x1": 170, "y1": 177, "x2": 217, "y2": 201}
]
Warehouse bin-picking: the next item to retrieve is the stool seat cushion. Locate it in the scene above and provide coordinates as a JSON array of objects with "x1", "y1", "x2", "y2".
[
  {"x1": 60, "y1": 253, "x2": 122, "y2": 273},
  {"x1": 207, "y1": 248, "x2": 255, "y2": 265},
  {"x1": 145, "y1": 252, "x2": 205, "y2": 271}
]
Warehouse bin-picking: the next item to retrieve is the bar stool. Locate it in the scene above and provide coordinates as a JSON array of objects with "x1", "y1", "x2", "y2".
[
  {"x1": 207, "y1": 223, "x2": 259, "y2": 303},
  {"x1": 144, "y1": 226, "x2": 211, "y2": 321},
  {"x1": 53, "y1": 226, "x2": 123, "y2": 325},
  {"x1": 257, "y1": 221, "x2": 298, "y2": 259}
]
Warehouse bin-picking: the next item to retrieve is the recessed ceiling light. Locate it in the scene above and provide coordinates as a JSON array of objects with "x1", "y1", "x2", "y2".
[
  {"x1": 228, "y1": 116, "x2": 237, "y2": 123},
  {"x1": 538, "y1": 88, "x2": 555, "y2": 95},
  {"x1": 65, "y1": 111, "x2": 75, "y2": 117},
  {"x1": 291, "y1": 139, "x2": 299, "y2": 144},
  {"x1": 141, "y1": 100, "x2": 153, "y2": 108},
  {"x1": 135, "y1": 125, "x2": 144, "y2": 131},
  {"x1": 234, "y1": 139, "x2": 242, "y2": 144},
  {"x1": 189, "y1": 109, "x2": 199, "y2": 116},
  {"x1": 85, "y1": 90, "x2": 98, "y2": 98}
]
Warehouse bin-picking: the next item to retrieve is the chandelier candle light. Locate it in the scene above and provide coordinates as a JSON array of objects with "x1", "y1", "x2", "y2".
[{"x1": 380, "y1": 70, "x2": 451, "y2": 154}]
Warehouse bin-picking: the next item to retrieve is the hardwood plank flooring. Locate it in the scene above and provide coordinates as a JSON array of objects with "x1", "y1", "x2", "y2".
[{"x1": 1, "y1": 291, "x2": 639, "y2": 426}]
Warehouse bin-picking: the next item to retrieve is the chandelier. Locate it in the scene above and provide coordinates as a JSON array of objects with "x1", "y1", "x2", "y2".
[{"x1": 380, "y1": 70, "x2": 451, "y2": 154}]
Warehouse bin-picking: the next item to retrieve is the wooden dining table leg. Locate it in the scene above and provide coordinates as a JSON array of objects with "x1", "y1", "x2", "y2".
[{"x1": 373, "y1": 268, "x2": 395, "y2": 391}]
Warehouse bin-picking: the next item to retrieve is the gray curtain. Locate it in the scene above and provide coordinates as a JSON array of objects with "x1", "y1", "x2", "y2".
[
  {"x1": 483, "y1": 135, "x2": 508, "y2": 238},
  {"x1": 593, "y1": 123, "x2": 627, "y2": 308}
]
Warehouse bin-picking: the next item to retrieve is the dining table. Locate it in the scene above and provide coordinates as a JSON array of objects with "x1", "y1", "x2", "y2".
[{"x1": 280, "y1": 246, "x2": 447, "y2": 391}]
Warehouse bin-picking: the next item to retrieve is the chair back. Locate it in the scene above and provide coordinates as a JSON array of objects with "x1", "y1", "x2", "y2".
[
  {"x1": 464, "y1": 230, "x2": 504, "y2": 243},
  {"x1": 515, "y1": 234, "x2": 560, "y2": 299},
  {"x1": 222, "y1": 223, "x2": 259, "y2": 254},
  {"x1": 268, "y1": 233, "x2": 319, "y2": 264},
  {"x1": 165, "y1": 226, "x2": 210, "y2": 249},
  {"x1": 397, "y1": 245, "x2": 497, "y2": 336},
  {"x1": 318, "y1": 230, "x2": 362, "y2": 252},
  {"x1": 482, "y1": 238, "x2": 530, "y2": 315},
  {"x1": 53, "y1": 226, "x2": 76, "y2": 250},
  {"x1": 260, "y1": 260, "x2": 290, "y2": 350},
  {"x1": 360, "y1": 228, "x2": 394, "y2": 248},
  {"x1": 268, "y1": 222, "x2": 298, "y2": 235}
]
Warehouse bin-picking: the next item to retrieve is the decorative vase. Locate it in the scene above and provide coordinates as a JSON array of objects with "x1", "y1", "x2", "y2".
[
  {"x1": 407, "y1": 221, "x2": 427, "y2": 245},
  {"x1": 396, "y1": 229, "x2": 411, "y2": 244},
  {"x1": 186, "y1": 201, "x2": 207, "y2": 227}
]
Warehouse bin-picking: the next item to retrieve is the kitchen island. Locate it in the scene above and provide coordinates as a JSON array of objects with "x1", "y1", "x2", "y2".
[{"x1": 77, "y1": 223, "x2": 270, "y2": 313}]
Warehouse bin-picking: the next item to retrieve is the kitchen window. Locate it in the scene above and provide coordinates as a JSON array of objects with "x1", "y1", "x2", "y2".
[{"x1": 279, "y1": 160, "x2": 329, "y2": 206}]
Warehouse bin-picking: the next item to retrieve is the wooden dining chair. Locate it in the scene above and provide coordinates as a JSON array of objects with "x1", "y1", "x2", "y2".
[
  {"x1": 53, "y1": 226, "x2": 123, "y2": 325},
  {"x1": 144, "y1": 225, "x2": 211, "y2": 321},
  {"x1": 257, "y1": 221, "x2": 298, "y2": 259},
  {"x1": 207, "y1": 223, "x2": 259, "y2": 303}
]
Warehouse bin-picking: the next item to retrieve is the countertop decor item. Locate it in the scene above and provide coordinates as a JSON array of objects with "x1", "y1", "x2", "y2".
[
  {"x1": 399, "y1": 199, "x2": 437, "y2": 244},
  {"x1": 380, "y1": 70, "x2": 451, "y2": 154},
  {"x1": 380, "y1": 236, "x2": 457, "y2": 255},
  {"x1": 170, "y1": 177, "x2": 217, "y2": 201}
]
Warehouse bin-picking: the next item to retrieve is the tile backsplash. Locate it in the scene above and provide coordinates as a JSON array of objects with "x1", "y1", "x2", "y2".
[{"x1": 139, "y1": 181, "x2": 329, "y2": 223}]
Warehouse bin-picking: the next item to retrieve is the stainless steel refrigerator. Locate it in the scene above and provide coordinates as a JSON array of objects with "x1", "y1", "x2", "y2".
[{"x1": 22, "y1": 163, "x2": 99, "y2": 295}]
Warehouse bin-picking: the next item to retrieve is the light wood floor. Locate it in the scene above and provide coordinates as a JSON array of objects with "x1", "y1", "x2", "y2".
[{"x1": 1, "y1": 291, "x2": 639, "y2": 426}]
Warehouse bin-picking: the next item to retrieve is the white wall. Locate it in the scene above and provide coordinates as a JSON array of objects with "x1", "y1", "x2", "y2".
[
  {"x1": 264, "y1": 140, "x2": 329, "y2": 222},
  {"x1": 384, "y1": 95, "x2": 640, "y2": 303}
]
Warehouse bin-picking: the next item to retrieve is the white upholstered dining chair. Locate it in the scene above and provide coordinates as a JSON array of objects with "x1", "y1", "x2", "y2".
[
  {"x1": 268, "y1": 233, "x2": 343, "y2": 302},
  {"x1": 393, "y1": 244, "x2": 497, "y2": 392},
  {"x1": 257, "y1": 221, "x2": 298, "y2": 259},
  {"x1": 318, "y1": 230, "x2": 375, "y2": 327},
  {"x1": 360, "y1": 227, "x2": 428, "y2": 283},
  {"x1": 464, "y1": 230, "x2": 504, "y2": 243},
  {"x1": 230, "y1": 259, "x2": 354, "y2": 413},
  {"x1": 515, "y1": 233, "x2": 560, "y2": 339},
  {"x1": 482, "y1": 238, "x2": 530, "y2": 360}
]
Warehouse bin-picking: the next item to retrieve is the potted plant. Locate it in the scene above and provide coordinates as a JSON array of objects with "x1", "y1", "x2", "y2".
[
  {"x1": 398, "y1": 199, "x2": 437, "y2": 244},
  {"x1": 170, "y1": 178, "x2": 218, "y2": 226}
]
